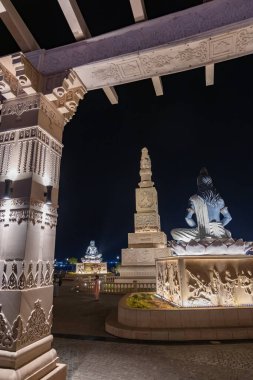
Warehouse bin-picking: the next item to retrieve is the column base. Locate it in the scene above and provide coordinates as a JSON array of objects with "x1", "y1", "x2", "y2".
[{"x1": 0, "y1": 335, "x2": 66, "y2": 380}]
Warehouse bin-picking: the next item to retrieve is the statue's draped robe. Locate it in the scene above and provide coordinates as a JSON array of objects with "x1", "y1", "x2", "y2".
[{"x1": 171, "y1": 195, "x2": 230, "y2": 242}]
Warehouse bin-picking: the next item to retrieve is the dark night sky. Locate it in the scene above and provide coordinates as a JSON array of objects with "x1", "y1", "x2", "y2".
[
  {"x1": 1, "y1": 1, "x2": 253, "y2": 260},
  {"x1": 57, "y1": 56, "x2": 253, "y2": 261}
]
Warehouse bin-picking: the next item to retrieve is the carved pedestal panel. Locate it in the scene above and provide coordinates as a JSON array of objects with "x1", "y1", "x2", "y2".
[
  {"x1": 76, "y1": 262, "x2": 107, "y2": 275},
  {"x1": 157, "y1": 255, "x2": 253, "y2": 307},
  {"x1": 128, "y1": 231, "x2": 167, "y2": 248}
]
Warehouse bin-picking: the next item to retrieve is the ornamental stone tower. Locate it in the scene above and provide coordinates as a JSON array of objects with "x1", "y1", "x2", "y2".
[
  {"x1": 0, "y1": 54, "x2": 85, "y2": 379},
  {"x1": 118, "y1": 147, "x2": 171, "y2": 283}
]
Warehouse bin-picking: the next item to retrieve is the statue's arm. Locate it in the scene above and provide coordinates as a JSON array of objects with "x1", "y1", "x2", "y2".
[
  {"x1": 220, "y1": 206, "x2": 232, "y2": 226},
  {"x1": 185, "y1": 206, "x2": 196, "y2": 227}
]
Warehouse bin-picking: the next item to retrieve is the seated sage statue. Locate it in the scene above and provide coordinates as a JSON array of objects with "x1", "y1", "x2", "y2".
[
  {"x1": 171, "y1": 168, "x2": 232, "y2": 243},
  {"x1": 82, "y1": 240, "x2": 102, "y2": 262}
]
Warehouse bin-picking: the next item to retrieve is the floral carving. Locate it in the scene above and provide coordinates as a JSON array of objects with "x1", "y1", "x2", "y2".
[
  {"x1": 45, "y1": 213, "x2": 57, "y2": 228},
  {"x1": 2, "y1": 98, "x2": 39, "y2": 118},
  {"x1": 134, "y1": 213, "x2": 160, "y2": 232},
  {"x1": 140, "y1": 54, "x2": 173, "y2": 74},
  {"x1": 29, "y1": 209, "x2": 43, "y2": 225},
  {"x1": 92, "y1": 64, "x2": 121, "y2": 81},
  {"x1": 236, "y1": 28, "x2": 253, "y2": 52},
  {"x1": 9, "y1": 209, "x2": 29, "y2": 224},
  {"x1": 0, "y1": 300, "x2": 53, "y2": 351},
  {"x1": 176, "y1": 42, "x2": 208, "y2": 63},
  {"x1": 0, "y1": 260, "x2": 54, "y2": 290}
]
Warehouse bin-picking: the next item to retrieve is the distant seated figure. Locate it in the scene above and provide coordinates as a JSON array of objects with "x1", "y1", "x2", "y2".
[
  {"x1": 171, "y1": 168, "x2": 232, "y2": 243},
  {"x1": 82, "y1": 240, "x2": 102, "y2": 262}
]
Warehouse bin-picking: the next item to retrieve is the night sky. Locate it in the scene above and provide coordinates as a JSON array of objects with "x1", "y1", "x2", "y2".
[
  {"x1": 1, "y1": 1, "x2": 253, "y2": 261},
  {"x1": 57, "y1": 55, "x2": 253, "y2": 261}
]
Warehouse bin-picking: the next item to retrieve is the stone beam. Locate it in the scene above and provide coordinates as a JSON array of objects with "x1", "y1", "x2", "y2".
[
  {"x1": 25, "y1": 0, "x2": 253, "y2": 91},
  {"x1": 57, "y1": 0, "x2": 91, "y2": 40},
  {"x1": 57, "y1": 0, "x2": 118, "y2": 104},
  {"x1": 205, "y1": 63, "x2": 214, "y2": 86},
  {"x1": 129, "y1": 0, "x2": 163, "y2": 97},
  {"x1": 129, "y1": 0, "x2": 147, "y2": 22},
  {"x1": 102, "y1": 86, "x2": 118, "y2": 104},
  {"x1": 73, "y1": 21, "x2": 253, "y2": 91},
  {"x1": 0, "y1": 0, "x2": 39, "y2": 52}
]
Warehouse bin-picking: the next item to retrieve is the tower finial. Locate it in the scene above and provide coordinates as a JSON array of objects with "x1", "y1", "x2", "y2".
[{"x1": 138, "y1": 147, "x2": 154, "y2": 188}]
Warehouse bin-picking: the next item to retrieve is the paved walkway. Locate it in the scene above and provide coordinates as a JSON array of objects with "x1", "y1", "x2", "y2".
[
  {"x1": 52, "y1": 281, "x2": 253, "y2": 380},
  {"x1": 52, "y1": 280, "x2": 121, "y2": 337}
]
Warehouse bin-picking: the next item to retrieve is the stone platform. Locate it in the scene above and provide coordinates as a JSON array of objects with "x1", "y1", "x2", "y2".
[{"x1": 105, "y1": 294, "x2": 253, "y2": 341}]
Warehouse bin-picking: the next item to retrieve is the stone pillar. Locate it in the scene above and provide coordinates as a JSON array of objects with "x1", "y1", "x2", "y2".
[{"x1": 0, "y1": 54, "x2": 86, "y2": 379}]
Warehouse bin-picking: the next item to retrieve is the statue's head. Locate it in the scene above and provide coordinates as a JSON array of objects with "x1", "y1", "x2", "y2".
[
  {"x1": 197, "y1": 167, "x2": 214, "y2": 192},
  {"x1": 90, "y1": 240, "x2": 95, "y2": 246}
]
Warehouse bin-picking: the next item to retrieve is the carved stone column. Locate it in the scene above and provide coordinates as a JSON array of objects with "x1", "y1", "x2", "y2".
[{"x1": 0, "y1": 54, "x2": 86, "y2": 379}]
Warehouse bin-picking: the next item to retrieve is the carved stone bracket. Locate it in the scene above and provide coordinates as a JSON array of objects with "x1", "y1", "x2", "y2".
[
  {"x1": 0, "y1": 299, "x2": 53, "y2": 351},
  {"x1": 44, "y1": 70, "x2": 86, "y2": 124},
  {"x1": 0, "y1": 53, "x2": 35, "y2": 100}
]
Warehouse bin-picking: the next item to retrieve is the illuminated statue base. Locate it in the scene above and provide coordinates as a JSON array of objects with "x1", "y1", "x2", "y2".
[
  {"x1": 156, "y1": 255, "x2": 253, "y2": 307},
  {"x1": 76, "y1": 262, "x2": 107, "y2": 275},
  {"x1": 170, "y1": 238, "x2": 253, "y2": 256}
]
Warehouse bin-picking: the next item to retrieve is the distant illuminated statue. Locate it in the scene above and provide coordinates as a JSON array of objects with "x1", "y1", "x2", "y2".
[
  {"x1": 82, "y1": 240, "x2": 102, "y2": 263},
  {"x1": 171, "y1": 168, "x2": 232, "y2": 242}
]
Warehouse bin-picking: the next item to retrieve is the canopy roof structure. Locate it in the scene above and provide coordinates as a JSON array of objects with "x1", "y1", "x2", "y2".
[{"x1": 1, "y1": 0, "x2": 253, "y2": 103}]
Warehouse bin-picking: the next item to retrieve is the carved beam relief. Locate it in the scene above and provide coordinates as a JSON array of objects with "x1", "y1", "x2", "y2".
[
  {"x1": 157, "y1": 257, "x2": 253, "y2": 308},
  {"x1": 74, "y1": 24, "x2": 253, "y2": 90}
]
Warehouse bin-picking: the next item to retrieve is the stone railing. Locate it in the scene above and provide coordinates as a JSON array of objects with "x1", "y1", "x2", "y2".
[{"x1": 72, "y1": 278, "x2": 156, "y2": 294}]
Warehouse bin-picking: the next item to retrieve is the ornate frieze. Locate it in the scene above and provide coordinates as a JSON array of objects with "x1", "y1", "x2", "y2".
[
  {"x1": 1, "y1": 260, "x2": 54, "y2": 290},
  {"x1": 9, "y1": 209, "x2": 29, "y2": 224},
  {"x1": 75, "y1": 25, "x2": 253, "y2": 90},
  {"x1": 44, "y1": 213, "x2": 57, "y2": 229},
  {"x1": 134, "y1": 213, "x2": 160, "y2": 232},
  {"x1": 2, "y1": 95, "x2": 39, "y2": 118},
  {"x1": 156, "y1": 256, "x2": 253, "y2": 307},
  {"x1": 0, "y1": 131, "x2": 15, "y2": 143},
  {"x1": 0, "y1": 299, "x2": 53, "y2": 351},
  {"x1": 140, "y1": 54, "x2": 173, "y2": 74},
  {"x1": 236, "y1": 27, "x2": 253, "y2": 52},
  {"x1": 0, "y1": 199, "x2": 58, "y2": 228}
]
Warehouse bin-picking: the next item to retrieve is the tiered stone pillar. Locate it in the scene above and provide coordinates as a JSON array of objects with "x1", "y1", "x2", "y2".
[
  {"x1": 118, "y1": 147, "x2": 171, "y2": 283},
  {"x1": 0, "y1": 54, "x2": 85, "y2": 379}
]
